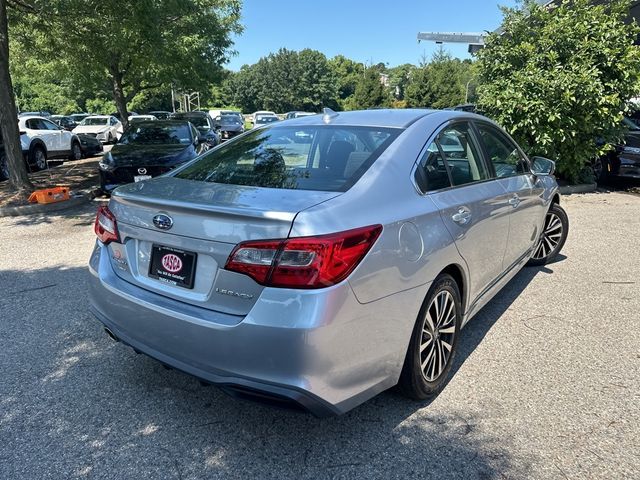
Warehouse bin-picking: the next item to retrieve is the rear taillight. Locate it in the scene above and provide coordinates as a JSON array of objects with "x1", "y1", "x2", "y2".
[
  {"x1": 225, "y1": 225, "x2": 382, "y2": 289},
  {"x1": 94, "y1": 205, "x2": 119, "y2": 244}
]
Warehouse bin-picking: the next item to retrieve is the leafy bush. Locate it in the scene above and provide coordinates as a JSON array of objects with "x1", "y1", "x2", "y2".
[{"x1": 477, "y1": 0, "x2": 640, "y2": 183}]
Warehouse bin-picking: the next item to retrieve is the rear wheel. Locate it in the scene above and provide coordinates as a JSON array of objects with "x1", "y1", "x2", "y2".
[
  {"x1": 70, "y1": 141, "x2": 82, "y2": 160},
  {"x1": 398, "y1": 273, "x2": 462, "y2": 400},
  {"x1": 527, "y1": 203, "x2": 569, "y2": 266},
  {"x1": 31, "y1": 146, "x2": 47, "y2": 171}
]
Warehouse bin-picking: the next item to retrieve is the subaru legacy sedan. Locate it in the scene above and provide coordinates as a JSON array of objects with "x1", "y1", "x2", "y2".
[{"x1": 88, "y1": 109, "x2": 568, "y2": 416}]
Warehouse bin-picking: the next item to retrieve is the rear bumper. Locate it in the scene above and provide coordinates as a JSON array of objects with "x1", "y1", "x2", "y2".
[{"x1": 88, "y1": 241, "x2": 424, "y2": 416}]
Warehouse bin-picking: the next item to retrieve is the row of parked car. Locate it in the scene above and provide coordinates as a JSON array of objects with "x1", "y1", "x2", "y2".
[{"x1": 0, "y1": 109, "x2": 253, "y2": 181}]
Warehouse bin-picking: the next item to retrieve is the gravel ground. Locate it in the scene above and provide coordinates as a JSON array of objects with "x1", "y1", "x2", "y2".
[{"x1": 0, "y1": 193, "x2": 638, "y2": 479}]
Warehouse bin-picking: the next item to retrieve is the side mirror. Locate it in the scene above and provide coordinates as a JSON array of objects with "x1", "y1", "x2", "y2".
[{"x1": 531, "y1": 156, "x2": 556, "y2": 176}]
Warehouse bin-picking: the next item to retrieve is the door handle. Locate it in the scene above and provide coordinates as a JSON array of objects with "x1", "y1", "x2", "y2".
[
  {"x1": 508, "y1": 194, "x2": 521, "y2": 208},
  {"x1": 452, "y1": 207, "x2": 472, "y2": 225}
]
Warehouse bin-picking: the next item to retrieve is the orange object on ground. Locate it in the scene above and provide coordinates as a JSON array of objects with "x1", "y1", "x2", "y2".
[{"x1": 27, "y1": 186, "x2": 70, "y2": 204}]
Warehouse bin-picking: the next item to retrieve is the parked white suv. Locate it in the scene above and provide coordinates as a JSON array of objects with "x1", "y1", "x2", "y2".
[
  {"x1": 72, "y1": 115, "x2": 122, "y2": 144},
  {"x1": 19, "y1": 115, "x2": 82, "y2": 171}
]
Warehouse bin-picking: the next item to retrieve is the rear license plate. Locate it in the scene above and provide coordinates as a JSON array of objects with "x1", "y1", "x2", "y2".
[
  {"x1": 134, "y1": 175, "x2": 152, "y2": 182},
  {"x1": 148, "y1": 245, "x2": 197, "y2": 289}
]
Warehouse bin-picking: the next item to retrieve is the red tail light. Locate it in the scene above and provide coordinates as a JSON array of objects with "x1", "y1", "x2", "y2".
[
  {"x1": 94, "y1": 205, "x2": 120, "y2": 244},
  {"x1": 225, "y1": 225, "x2": 382, "y2": 289}
]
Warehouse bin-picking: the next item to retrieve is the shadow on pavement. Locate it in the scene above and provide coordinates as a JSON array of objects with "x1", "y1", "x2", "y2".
[{"x1": 0, "y1": 263, "x2": 539, "y2": 479}]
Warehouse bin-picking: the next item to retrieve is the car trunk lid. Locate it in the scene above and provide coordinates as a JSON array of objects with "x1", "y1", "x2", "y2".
[{"x1": 105, "y1": 177, "x2": 340, "y2": 315}]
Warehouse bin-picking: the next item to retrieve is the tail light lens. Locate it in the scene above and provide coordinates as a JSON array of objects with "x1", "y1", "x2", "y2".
[
  {"x1": 94, "y1": 205, "x2": 120, "y2": 244},
  {"x1": 225, "y1": 225, "x2": 382, "y2": 289}
]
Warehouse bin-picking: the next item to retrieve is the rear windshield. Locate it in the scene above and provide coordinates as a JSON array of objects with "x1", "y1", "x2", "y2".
[
  {"x1": 119, "y1": 124, "x2": 192, "y2": 145},
  {"x1": 174, "y1": 125, "x2": 401, "y2": 192}
]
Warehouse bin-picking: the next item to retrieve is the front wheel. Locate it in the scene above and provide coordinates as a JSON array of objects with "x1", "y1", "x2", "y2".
[
  {"x1": 398, "y1": 273, "x2": 462, "y2": 400},
  {"x1": 527, "y1": 203, "x2": 569, "y2": 266}
]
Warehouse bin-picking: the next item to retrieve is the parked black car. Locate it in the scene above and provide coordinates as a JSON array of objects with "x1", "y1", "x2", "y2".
[
  {"x1": 98, "y1": 120, "x2": 205, "y2": 193},
  {"x1": 51, "y1": 115, "x2": 78, "y2": 131},
  {"x1": 170, "y1": 111, "x2": 219, "y2": 148},
  {"x1": 214, "y1": 114, "x2": 244, "y2": 141},
  {"x1": 77, "y1": 133, "x2": 104, "y2": 158},
  {"x1": 595, "y1": 117, "x2": 640, "y2": 181}
]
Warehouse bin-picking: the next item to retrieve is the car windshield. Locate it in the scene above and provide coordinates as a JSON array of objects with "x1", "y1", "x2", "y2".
[
  {"x1": 119, "y1": 124, "x2": 192, "y2": 145},
  {"x1": 177, "y1": 116, "x2": 208, "y2": 129},
  {"x1": 174, "y1": 125, "x2": 401, "y2": 192},
  {"x1": 218, "y1": 115, "x2": 241, "y2": 125},
  {"x1": 81, "y1": 117, "x2": 109, "y2": 126},
  {"x1": 256, "y1": 116, "x2": 278, "y2": 124}
]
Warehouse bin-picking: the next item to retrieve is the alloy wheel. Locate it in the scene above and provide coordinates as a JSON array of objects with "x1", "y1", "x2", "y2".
[
  {"x1": 532, "y1": 211, "x2": 563, "y2": 260},
  {"x1": 420, "y1": 290, "x2": 456, "y2": 382},
  {"x1": 35, "y1": 149, "x2": 47, "y2": 170}
]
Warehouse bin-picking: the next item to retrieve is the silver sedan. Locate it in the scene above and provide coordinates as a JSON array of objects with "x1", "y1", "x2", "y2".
[{"x1": 88, "y1": 109, "x2": 568, "y2": 416}]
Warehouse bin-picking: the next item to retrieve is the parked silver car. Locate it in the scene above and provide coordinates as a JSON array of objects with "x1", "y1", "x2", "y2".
[{"x1": 89, "y1": 109, "x2": 568, "y2": 416}]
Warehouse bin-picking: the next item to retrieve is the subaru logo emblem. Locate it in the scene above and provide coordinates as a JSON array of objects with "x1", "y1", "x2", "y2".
[
  {"x1": 138, "y1": 167, "x2": 147, "y2": 175},
  {"x1": 152, "y1": 214, "x2": 173, "y2": 230}
]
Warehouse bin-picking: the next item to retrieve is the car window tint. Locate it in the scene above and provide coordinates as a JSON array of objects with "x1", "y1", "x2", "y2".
[
  {"x1": 175, "y1": 125, "x2": 401, "y2": 192},
  {"x1": 414, "y1": 141, "x2": 452, "y2": 192},
  {"x1": 436, "y1": 123, "x2": 488, "y2": 186},
  {"x1": 477, "y1": 124, "x2": 528, "y2": 178},
  {"x1": 42, "y1": 119, "x2": 60, "y2": 130}
]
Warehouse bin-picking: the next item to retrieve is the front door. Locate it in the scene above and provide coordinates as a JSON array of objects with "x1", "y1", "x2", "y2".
[
  {"x1": 426, "y1": 122, "x2": 511, "y2": 304},
  {"x1": 474, "y1": 122, "x2": 546, "y2": 268}
]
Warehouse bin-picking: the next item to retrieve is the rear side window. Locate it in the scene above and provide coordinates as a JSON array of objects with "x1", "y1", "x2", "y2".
[
  {"x1": 175, "y1": 125, "x2": 401, "y2": 192},
  {"x1": 437, "y1": 123, "x2": 488, "y2": 187},
  {"x1": 476, "y1": 124, "x2": 529, "y2": 178},
  {"x1": 414, "y1": 141, "x2": 452, "y2": 192}
]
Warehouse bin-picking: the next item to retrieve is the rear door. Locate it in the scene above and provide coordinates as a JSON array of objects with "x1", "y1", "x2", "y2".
[
  {"x1": 425, "y1": 122, "x2": 511, "y2": 304},
  {"x1": 41, "y1": 118, "x2": 65, "y2": 152},
  {"x1": 474, "y1": 121, "x2": 546, "y2": 268},
  {"x1": 26, "y1": 118, "x2": 56, "y2": 151}
]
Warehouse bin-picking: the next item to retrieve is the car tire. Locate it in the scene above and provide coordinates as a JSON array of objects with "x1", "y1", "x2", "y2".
[
  {"x1": 31, "y1": 145, "x2": 47, "y2": 171},
  {"x1": 527, "y1": 203, "x2": 569, "y2": 266},
  {"x1": 592, "y1": 157, "x2": 608, "y2": 183},
  {"x1": 398, "y1": 273, "x2": 462, "y2": 400},
  {"x1": 70, "y1": 141, "x2": 82, "y2": 161}
]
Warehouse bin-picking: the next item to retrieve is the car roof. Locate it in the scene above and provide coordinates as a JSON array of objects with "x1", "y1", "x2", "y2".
[
  {"x1": 128, "y1": 119, "x2": 190, "y2": 126},
  {"x1": 279, "y1": 108, "x2": 436, "y2": 128},
  {"x1": 18, "y1": 115, "x2": 51, "y2": 122},
  {"x1": 173, "y1": 111, "x2": 208, "y2": 117},
  {"x1": 85, "y1": 115, "x2": 110, "y2": 118}
]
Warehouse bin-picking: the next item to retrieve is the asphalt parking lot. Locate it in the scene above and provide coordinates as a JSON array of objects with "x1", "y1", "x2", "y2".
[{"x1": 0, "y1": 192, "x2": 638, "y2": 479}]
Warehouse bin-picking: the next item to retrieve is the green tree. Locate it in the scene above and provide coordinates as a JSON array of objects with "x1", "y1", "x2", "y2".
[
  {"x1": 351, "y1": 66, "x2": 391, "y2": 110},
  {"x1": 405, "y1": 50, "x2": 470, "y2": 109},
  {"x1": 388, "y1": 63, "x2": 417, "y2": 100},
  {"x1": 0, "y1": 0, "x2": 32, "y2": 195},
  {"x1": 477, "y1": 0, "x2": 640, "y2": 182},
  {"x1": 226, "y1": 49, "x2": 338, "y2": 112},
  {"x1": 17, "y1": 0, "x2": 242, "y2": 129},
  {"x1": 329, "y1": 55, "x2": 365, "y2": 108}
]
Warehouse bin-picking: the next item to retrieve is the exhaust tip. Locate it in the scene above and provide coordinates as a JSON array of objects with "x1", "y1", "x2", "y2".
[{"x1": 104, "y1": 327, "x2": 119, "y2": 342}]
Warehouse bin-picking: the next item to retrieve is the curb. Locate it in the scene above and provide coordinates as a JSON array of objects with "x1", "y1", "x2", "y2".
[
  {"x1": 0, "y1": 194, "x2": 92, "y2": 218},
  {"x1": 558, "y1": 183, "x2": 597, "y2": 195}
]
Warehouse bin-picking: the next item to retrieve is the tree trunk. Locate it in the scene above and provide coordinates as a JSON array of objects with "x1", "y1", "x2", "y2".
[
  {"x1": 0, "y1": 0, "x2": 32, "y2": 196},
  {"x1": 109, "y1": 66, "x2": 129, "y2": 131}
]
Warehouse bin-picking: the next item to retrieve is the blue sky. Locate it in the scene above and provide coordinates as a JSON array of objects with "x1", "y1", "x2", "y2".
[{"x1": 226, "y1": 0, "x2": 518, "y2": 70}]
